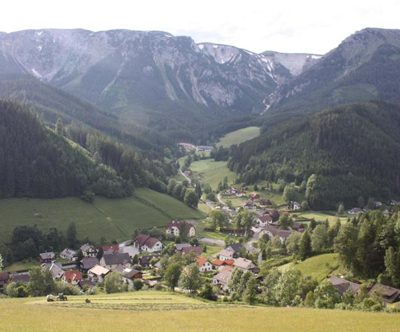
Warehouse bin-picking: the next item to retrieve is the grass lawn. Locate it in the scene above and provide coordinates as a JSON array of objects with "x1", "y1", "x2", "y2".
[
  {"x1": 189, "y1": 159, "x2": 237, "y2": 190},
  {"x1": 3, "y1": 259, "x2": 40, "y2": 273},
  {"x1": 2, "y1": 291, "x2": 400, "y2": 332},
  {"x1": 216, "y1": 126, "x2": 261, "y2": 148},
  {"x1": 279, "y1": 253, "x2": 339, "y2": 281},
  {"x1": 0, "y1": 189, "x2": 205, "y2": 246}
]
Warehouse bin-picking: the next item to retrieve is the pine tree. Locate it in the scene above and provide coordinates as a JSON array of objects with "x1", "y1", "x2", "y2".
[
  {"x1": 55, "y1": 117, "x2": 64, "y2": 136},
  {"x1": 299, "y1": 230, "x2": 312, "y2": 260}
]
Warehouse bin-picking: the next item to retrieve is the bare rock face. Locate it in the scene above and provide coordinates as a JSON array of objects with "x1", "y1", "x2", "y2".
[{"x1": 0, "y1": 29, "x2": 298, "y2": 115}]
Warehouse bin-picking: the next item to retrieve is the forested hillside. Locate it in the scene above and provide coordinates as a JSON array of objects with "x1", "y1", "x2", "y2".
[
  {"x1": 0, "y1": 100, "x2": 134, "y2": 199},
  {"x1": 229, "y1": 101, "x2": 400, "y2": 208}
]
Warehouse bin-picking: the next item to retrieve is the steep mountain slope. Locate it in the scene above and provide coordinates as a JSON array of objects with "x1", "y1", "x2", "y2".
[
  {"x1": 229, "y1": 101, "x2": 400, "y2": 209},
  {"x1": 0, "y1": 100, "x2": 131, "y2": 199},
  {"x1": 269, "y1": 28, "x2": 400, "y2": 119},
  {"x1": 0, "y1": 29, "x2": 281, "y2": 119}
]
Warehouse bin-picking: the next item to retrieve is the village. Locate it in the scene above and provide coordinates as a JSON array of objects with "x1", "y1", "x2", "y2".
[{"x1": 1, "y1": 186, "x2": 399, "y2": 310}]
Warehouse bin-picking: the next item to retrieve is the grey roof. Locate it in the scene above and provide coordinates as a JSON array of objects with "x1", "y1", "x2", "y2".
[
  {"x1": 227, "y1": 243, "x2": 242, "y2": 254},
  {"x1": 123, "y1": 269, "x2": 141, "y2": 279},
  {"x1": 80, "y1": 257, "x2": 100, "y2": 270},
  {"x1": 12, "y1": 273, "x2": 30, "y2": 283},
  {"x1": 328, "y1": 276, "x2": 361, "y2": 296},
  {"x1": 175, "y1": 243, "x2": 191, "y2": 251},
  {"x1": 39, "y1": 252, "x2": 56, "y2": 260},
  {"x1": 214, "y1": 270, "x2": 231, "y2": 285},
  {"x1": 103, "y1": 252, "x2": 130, "y2": 266}
]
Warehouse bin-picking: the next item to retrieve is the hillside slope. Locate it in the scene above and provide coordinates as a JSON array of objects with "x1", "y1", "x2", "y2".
[
  {"x1": 268, "y1": 28, "x2": 400, "y2": 121},
  {"x1": 229, "y1": 101, "x2": 400, "y2": 208}
]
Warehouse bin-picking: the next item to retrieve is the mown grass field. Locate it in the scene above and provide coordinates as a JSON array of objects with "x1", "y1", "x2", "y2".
[
  {"x1": 189, "y1": 159, "x2": 237, "y2": 190},
  {"x1": 1, "y1": 291, "x2": 400, "y2": 332},
  {"x1": 216, "y1": 126, "x2": 261, "y2": 148},
  {"x1": 279, "y1": 253, "x2": 339, "y2": 281},
  {"x1": 0, "y1": 188, "x2": 205, "y2": 246}
]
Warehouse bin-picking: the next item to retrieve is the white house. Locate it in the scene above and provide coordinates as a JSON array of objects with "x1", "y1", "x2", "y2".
[
  {"x1": 256, "y1": 215, "x2": 273, "y2": 227},
  {"x1": 165, "y1": 220, "x2": 196, "y2": 237},
  {"x1": 196, "y1": 257, "x2": 212, "y2": 272},
  {"x1": 80, "y1": 243, "x2": 97, "y2": 257},
  {"x1": 133, "y1": 234, "x2": 164, "y2": 253},
  {"x1": 212, "y1": 268, "x2": 232, "y2": 291},
  {"x1": 88, "y1": 265, "x2": 110, "y2": 283},
  {"x1": 217, "y1": 249, "x2": 234, "y2": 261},
  {"x1": 60, "y1": 248, "x2": 78, "y2": 261}
]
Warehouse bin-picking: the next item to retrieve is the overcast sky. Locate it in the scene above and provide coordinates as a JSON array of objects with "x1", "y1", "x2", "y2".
[{"x1": 2, "y1": 0, "x2": 399, "y2": 54}]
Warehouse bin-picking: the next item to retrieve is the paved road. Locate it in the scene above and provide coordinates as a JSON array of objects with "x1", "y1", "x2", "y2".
[{"x1": 179, "y1": 169, "x2": 191, "y2": 184}]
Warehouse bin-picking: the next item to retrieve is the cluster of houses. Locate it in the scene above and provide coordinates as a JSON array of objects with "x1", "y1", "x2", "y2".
[
  {"x1": 347, "y1": 201, "x2": 392, "y2": 215},
  {"x1": 178, "y1": 143, "x2": 214, "y2": 152}
]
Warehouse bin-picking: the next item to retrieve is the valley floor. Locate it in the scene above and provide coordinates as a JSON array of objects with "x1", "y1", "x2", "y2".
[{"x1": 1, "y1": 291, "x2": 400, "y2": 332}]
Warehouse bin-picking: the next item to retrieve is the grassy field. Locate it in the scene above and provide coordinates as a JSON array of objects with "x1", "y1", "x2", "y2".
[
  {"x1": 189, "y1": 159, "x2": 237, "y2": 190},
  {"x1": 216, "y1": 126, "x2": 261, "y2": 148},
  {"x1": 1, "y1": 291, "x2": 400, "y2": 332},
  {"x1": 279, "y1": 253, "x2": 339, "y2": 281},
  {"x1": 0, "y1": 188, "x2": 205, "y2": 246}
]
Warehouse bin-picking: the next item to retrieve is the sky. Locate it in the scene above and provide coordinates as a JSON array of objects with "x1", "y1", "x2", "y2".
[{"x1": 1, "y1": 0, "x2": 400, "y2": 54}]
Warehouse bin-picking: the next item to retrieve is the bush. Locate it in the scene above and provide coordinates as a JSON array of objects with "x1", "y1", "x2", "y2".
[
  {"x1": 6, "y1": 282, "x2": 28, "y2": 298},
  {"x1": 55, "y1": 281, "x2": 81, "y2": 295},
  {"x1": 154, "y1": 282, "x2": 162, "y2": 291},
  {"x1": 133, "y1": 279, "x2": 143, "y2": 291},
  {"x1": 198, "y1": 284, "x2": 218, "y2": 301}
]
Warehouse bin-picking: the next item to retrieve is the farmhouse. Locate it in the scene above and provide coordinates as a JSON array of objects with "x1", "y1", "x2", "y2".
[
  {"x1": 166, "y1": 220, "x2": 196, "y2": 237},
  {"x1": 233, "y1": 257, "x2": 256, "y2": 271},
  {"x1": 196, "y1": 145, "x2": 214, "y2": 152},
  {"x1": 80, "y1": 243, "x2": 98, "y2": 257},
  {"x1": 38, "y1": 252, "x2": 56, "y2": 264},
  {"x1": 60, "y1": 248, "x2": 78, "y2": 261},
  {"x1": 196, "y1": 257, "x2": 212, "y2": 272},
  {"x1": 288, "y1": 201, "x2": 301, "y2": 211},
  {"x1": 62, "y1": 270, "x2": 83, "y2": 285},
  {"x1": 368, "y1": 283, "x2": 400, "y2": 307},
  {"x1": 133, "y1": 234, "x2": 164, "y2": 253},
  {"x1": 249, "y1": 192, "x2": 260, "y2": 201},
  {"x1": 123, "y1": 269, "x2": 143, "y2": 289},
  {"x1": 11, "y1": 273, "x2": 30, "y2": 283},
  {"x1": 101, "y1": 244, "x2": 119, "y2": 253}
]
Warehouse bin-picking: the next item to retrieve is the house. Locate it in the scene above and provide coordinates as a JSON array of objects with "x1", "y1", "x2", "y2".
[
  {"x1": 291, "y1": 222, "x2": 305, "y2": 232},
  {"x1": 348, "y1": 208, "x2": 363, "y2": 215},
  {"x1": 60, "y1": 248, "x2": 78, "y2": 261},
  {"x1": 166, "y1": 220, "x2": 196, "y2": 238},
  {"x1": 225, "y1": 243, "x2": 243, "y2": 258},
  {"x1": 139, "y1": 254, "x2": 163, "y2": 267},
  {"x1": 218, "y1": 249, "x2": 234, "y2": 261},
  {"x1": 123, "y1": 269, "x2": 143, "y2": 289},
  {"x1": 119, "y1": 245, "x2": 139, "y2": 258},
  {"x1": 175, "y1": 243, "x2": 192, "y2": 252},
  {"x1": 42, "y1": 262, "x2": 64, "y2": 279},
  {"x1": 288, "y1": 201, "x2": 301, "y2": 211},
  {"x1": 133, "y1": 234, "x2": 164, "y2": 253},
  {"x1": 233, "y1": 258, "x2": 256, "y2": 271},
  {"x1": 242, "y1": 202, "x2": 256, "y2": 209},
  {"x1": 328, "y1": 276, "x2": 361, "y2": 296},
  {"x1": 38, "y1": 252, "x2": 56, "y2": 264},
  {"x1": 78, "y1": 280, "x2": 96, "y2": 290},
  {"x1": 196, "y1": 145, "x2": 214, "y2": 152},
  {"x1": 0, "y1": 273, "x2": 9, "y2": 288},
  {"x1": 62, "y1": 270, "x2": 83, "y2": 285},
  {"x1": 212, "y1": 269, "x2": 232, "y2": 290},
  {"x1": 88, "y1": 265, "x2": 110, "y2": 283},
  {"x1": 249, "y1": 192, "x2": 260, "y2": 201},
  {"x1": 259, "y1": 225, "x2": 296, "y2": 243},
  {"x1": 212, "y1": 259, "x2": 235, "y2": 271},
  {"x1": 256, "y1": 215, "x2": 273, "y2": 227},
  {"x1": 80, "y1": 257, "x2": 100, "y2": 274},
  {"x1": 368, "y1": 283, "x2": 400, "y2": 307},
  {"x1": 260, "y1": 199, "x2": 273, "y2": 206},
  {"x1": 101, "y1": 244, "x2": 119, "y2": 253},
  {"x1": 181, "y1": 246, "x2": 203, "y2": 256},
  {"x1": 196, "y1": 257, "x2": 212, "y2": 272},
  {"x1": 100, "y1": 250, "x2": 131, "y2": 269},
  {"x1": 11, "y1": 273, "x2": 30, "y2": 283},
  {"x1": 80, "y1": 243, "x2": 98, "y2": 257}
]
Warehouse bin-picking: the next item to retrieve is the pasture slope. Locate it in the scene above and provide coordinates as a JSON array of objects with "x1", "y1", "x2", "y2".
[
  {"x1": 0, "y1": 188, "x2": 205, "y2": 245},
  {"x1": 216, "y1": 126, "x2": 261, "y2": 148},
  {"x1": 1, "y1": 291, "x2": 400, "y2": 332}
]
